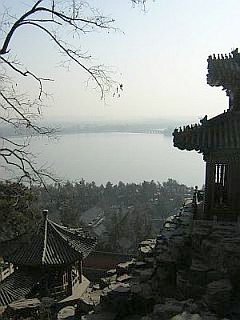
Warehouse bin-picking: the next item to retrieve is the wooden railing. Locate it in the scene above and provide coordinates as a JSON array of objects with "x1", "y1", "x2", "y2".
[
  {"x1": 49, "y1": 284, "x2": 68, "y2": 299},
  {"x1": 0, "y1": 264, "x2": 14, "y2": 282},
  {"x1": 72, "y1": 271, "x2": 79, "y2": 287}
]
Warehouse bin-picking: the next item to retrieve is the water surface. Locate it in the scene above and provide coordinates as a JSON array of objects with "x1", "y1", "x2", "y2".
[{"x1": 29, "y1": 132, "x2": 205, "y2": 187}]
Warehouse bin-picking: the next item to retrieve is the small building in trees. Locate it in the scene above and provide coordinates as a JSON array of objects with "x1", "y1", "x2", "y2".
[
  {"x1": 0, "y1": 210, "x2": 96, "y2": 306},
  {"x1": 173, "y1": 49, "x2": 240, "y2": 221}
]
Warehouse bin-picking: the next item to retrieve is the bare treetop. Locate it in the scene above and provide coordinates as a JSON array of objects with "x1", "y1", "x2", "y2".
[
  {"x1": 0, "y1": 0, "x2": 119, "y2": 100},
  {"x1": 1, "y1": 0, "x2": 143, "y2": 186}
]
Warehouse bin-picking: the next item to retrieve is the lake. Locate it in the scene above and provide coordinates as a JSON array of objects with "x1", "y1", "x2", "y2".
[{"x1": 27, "y1": 132, "x2": 205, "y2": 187}]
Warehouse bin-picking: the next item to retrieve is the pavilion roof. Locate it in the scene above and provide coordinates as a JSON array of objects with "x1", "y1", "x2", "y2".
[
  {"x1": 207, "y1": 48, "x2": 240, "y2": 93},
  {"x1": 0, "y1": 269, "x2": 41, "y2": 306},
  {"x1": 173, "y1": 111, "x2": 240, "y2": 154},
  {"x1": 2, "y1": 214, "x2": 97, "y2": 266}
]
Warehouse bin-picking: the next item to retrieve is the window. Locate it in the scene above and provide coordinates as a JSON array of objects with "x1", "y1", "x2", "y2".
[{"x1": 214, "y1": 163, "x2": 228, "y2": 207}]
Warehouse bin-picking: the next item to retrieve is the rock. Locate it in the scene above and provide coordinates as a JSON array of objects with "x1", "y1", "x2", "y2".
[
  {"x1": 206, "y1": 270, "x2": 224, "y2": 283},
  {"x1": 199, "y1": 312, "x2": 218, "y2": 320},
  {"x1": 143, "y1": 257, "x2": 155, "y2": 267},
  {"x1": 4, "y1": 298, "x2": 41, "y2": 320},
  {"x1": 101, "y1": 286, "x2": 111, "y2": 300},
  {"x1": 116, "y1": 260, "x2": 135, "y2": 275},
  {"x1": 131, "y1": 284, "x2": 142, "y2": 294},
  {"x1": 135, "y1": 261, "x2": 148, "y2": 268},
  {"x1": 81, "y1": 214, "x2": 240, "y2": 320},
  {"x1": 153, "y1": 300, "x2": 183, "y2": 319},
  {"x1": 156, "y1": 250, "x2": 176, "y2": 264},
  {"x1": 99, "y1": 275, "x2": 117, "y2": 289},
  {"x1": 133, "y1": 268, "x2": 154, "y2": 282},
  {"x1": 204, "y1": 279, "x2": 232, "y2": 315},
  {"x1": 183, "y1": 301, "x2": 199, "y2": 314},
  {"x1": 139, "y1": 283, "x2": 153, "y2": 298},
  {"x1": 170, "y1": 312, "x2": 202, "y2": 320},
  {"x1": 92, "y1": 283, "x2": 100, "y2": 290},
  {"x1": 107, "y1": 269, "x2": 117, "y2": 276},
  {"x1": 110, "y1": 283, "x2": 130, "y2": 295},
  {"x1": 100, "y1": 283, "x2": 131, "y2": 315},
  {"x1": 139, "y1": 246, "x2": 153, "y2": 255},
  {"x1": 139, "y1": 239, "x2": 156, "y2": 248},
  {"x1": 82, "y1": 311, "x2": 116, "y2": 320},
  {"x1": 123, "y1": 316, "x2": 144, "y2": 320},
  {"x1": 156, "y1": 266, "x2": 169, "y2": 281},
  {"x1": 221, "y1": 236, "x2": 240, "y2": 275},
  {"x1": 75, "y1": 298, "x2": 95, "y2": 316},
  {"x1": 58, "y1": 306, "x2": 75, "y2": 319},
  {"x1": 138, "y1": 239, "x2": 156, "y2": 259},
  {"x1": 199, "y1": 225, "x2": 240, "y2": 274},
  {"x1": 130, "y1": 282, "x2": 153, "y2": 299},
  {"x1": 188, "y1": 268, "x2": 207, "y2": 288},
  {"x1": 117, "y1": 274, "x2": 133, "y2": 283},
  {"x1": 102, "y1": 284, "x2": 132, "y2": 317},
  {"x1": 176, "y1": 270, "x2": 188, "y2": 288}
]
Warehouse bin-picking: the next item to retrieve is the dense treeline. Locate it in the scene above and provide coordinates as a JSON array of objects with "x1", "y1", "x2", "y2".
[
  {"x1": 35, "y1": 179, "x2": 193, "y2": 225},
  {"x1": 0, "y1": 179, "x2": 193, "y2": 242},
  {"x1": 0, "y1": 182, "x2": 39, "y2": 242}
]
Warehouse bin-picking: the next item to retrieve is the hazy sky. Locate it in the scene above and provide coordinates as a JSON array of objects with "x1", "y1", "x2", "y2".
[{"x1": 1, "y1": 0, "x2": 240, "y2": 123}]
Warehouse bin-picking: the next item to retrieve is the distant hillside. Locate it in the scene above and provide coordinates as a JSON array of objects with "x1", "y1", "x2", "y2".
[{"x1": 0, "y1": 118, "x2": 189, "y2": 138}]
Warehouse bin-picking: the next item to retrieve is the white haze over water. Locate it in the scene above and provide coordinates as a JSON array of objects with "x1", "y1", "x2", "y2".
[{"x1": 30, "y1": 132, "x2": 204, "y2": 187}]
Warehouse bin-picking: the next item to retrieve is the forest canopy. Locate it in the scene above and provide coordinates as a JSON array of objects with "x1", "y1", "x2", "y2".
[{"x1": 0, "y1": 178, "x2": 192, "y2": 244}]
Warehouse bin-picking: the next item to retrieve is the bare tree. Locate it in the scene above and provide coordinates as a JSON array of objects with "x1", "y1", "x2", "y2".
[{"x1": 0, "y1": 0, "x2": 147, "y2": 186}]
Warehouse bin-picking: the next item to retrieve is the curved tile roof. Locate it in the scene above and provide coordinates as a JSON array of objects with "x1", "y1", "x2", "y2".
[
  {"x1": 3, "y1": 215, "x2": 97, "y2": 266},
  {"x1": 207, "y1": 49, "x2": 240, "y2": 92},
  {"x1": 0, "y1": 269, "x2": 41, "y2": 306},
  {"x1": 173, "y1": 111, "x2": 240, "y2": 153}
]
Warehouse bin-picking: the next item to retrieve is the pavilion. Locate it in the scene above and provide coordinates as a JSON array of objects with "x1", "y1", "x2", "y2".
[
  {"x1": 0, "y1": 210, "x2": 96, "y2": 306},
  {"x1": 173, "y1": 49, "x2": 240, "y2": 221}
]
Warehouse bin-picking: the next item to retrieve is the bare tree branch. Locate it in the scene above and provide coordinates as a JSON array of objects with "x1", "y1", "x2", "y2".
[{"x1": 0, "y1": 0, "x2": 148, "y2": 186}]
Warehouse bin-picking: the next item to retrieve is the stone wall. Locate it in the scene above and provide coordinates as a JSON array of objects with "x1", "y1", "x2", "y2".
[{"x1": 81, "y1": 201, "x2": 239, "y2": 320}]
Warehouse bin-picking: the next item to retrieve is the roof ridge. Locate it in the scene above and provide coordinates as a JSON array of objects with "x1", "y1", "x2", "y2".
[
  {"x1": 48, "y1": 220, "x2": 83, "y2": 256},
  {"x1": 48, "y1": 219, "x2": 96, "y2": 258},
  {"x1": 3, "y1": 216, "x2": 96, "y2": 266},
  {"x1": 41, "y1": 215, "x2": 48, "y2": 264},
  {"x1": 48, "y1": 219, "x2": 70, "y2": 242},
  {"x1": 49, "y1": 219, "x2": 96, "y2": 241},
  {"x1": 46, "y1": 219, "x2": 83, "y2": 263}
]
